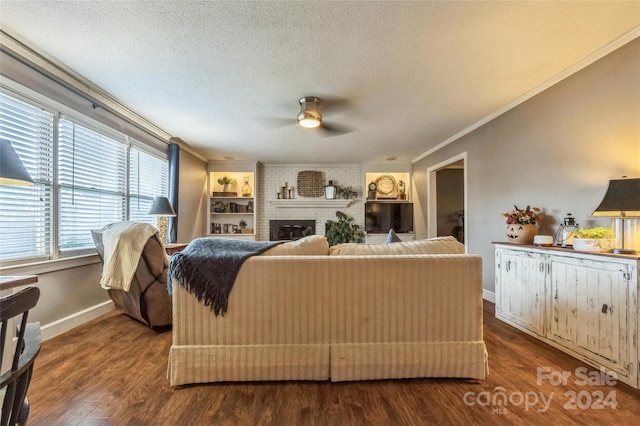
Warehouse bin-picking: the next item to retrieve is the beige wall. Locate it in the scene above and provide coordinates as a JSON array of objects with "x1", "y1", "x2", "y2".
[
  {"x1": 177, "y1": 149, "x2": 208, "y2": 242},
  {"x1": 413, "y1": 38, "x2": 640, "y2": 295},
  {"x1": 30, "y1": 263, "x2": 109, "y2": 336}
]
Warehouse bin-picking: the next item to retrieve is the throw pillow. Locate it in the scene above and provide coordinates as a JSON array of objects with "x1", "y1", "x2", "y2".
[
  {"x1": 385, "y1": 229, "x2": 402, "y2": 243},
  {"x1": 262, "y1": 235, "x2": 329, "y2": 256},
  {"x1": 329, "y1": 236, "x2": 465, "y2": 255}
]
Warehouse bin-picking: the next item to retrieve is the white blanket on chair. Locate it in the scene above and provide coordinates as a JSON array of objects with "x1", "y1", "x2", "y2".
[{"x1": 100, "y1": 221, "x2": 159, "y2": 291}]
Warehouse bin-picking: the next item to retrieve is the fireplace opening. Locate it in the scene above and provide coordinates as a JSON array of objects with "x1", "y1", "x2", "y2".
[{"x1": 269, "y1": 220, "x2": 316, "y2": 241}]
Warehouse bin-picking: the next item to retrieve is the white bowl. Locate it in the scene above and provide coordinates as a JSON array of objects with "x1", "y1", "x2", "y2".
[
  {"x1": 572, "y1": 238, "x2": 613, "y2": 253},
  {"x1": 534, "y1": 235, "x2": 553, "y2": 246}
]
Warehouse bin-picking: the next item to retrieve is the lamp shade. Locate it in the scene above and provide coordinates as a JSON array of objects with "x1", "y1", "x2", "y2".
[
  {"x1": 592, "y1": 178, "x2": 640, "y2": 217},
  {"x1": 0, "y1": 139, "x2": 34, "y2": 186},
  {"x1": 148, "y1": 196, "x2": 176, "y2": 216}
]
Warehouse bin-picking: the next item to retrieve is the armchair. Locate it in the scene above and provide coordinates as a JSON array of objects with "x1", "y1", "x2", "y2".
[{"x1": 92, "y1": 223, "x2": 172, "y2": 328}]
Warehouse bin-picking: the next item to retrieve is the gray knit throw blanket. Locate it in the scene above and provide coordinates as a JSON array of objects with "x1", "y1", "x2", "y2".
[{"x1": 168, "y1": 238, "x2": 283, "y2": 316}]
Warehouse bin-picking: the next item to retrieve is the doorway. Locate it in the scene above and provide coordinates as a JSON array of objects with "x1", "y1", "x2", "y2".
[{"x1": 426, "y1": 153, "x2": 467, "y2": 247}]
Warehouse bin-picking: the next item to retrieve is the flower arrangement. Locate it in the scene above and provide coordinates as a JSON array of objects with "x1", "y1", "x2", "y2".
[
  {"x1": 502, "y1": 205, "x2": 542, "y2": 225},
  {"x1": 216, "y1": 176, "x2": 235, "y2": 186}
]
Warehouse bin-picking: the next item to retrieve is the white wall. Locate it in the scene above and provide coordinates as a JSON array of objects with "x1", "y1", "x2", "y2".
[
  {"x1": 259, "y1": 164, "x2": 364, "y2": 240},
  {"x1": 412, "y1": 38, "x2": 640, "y2": 295}
]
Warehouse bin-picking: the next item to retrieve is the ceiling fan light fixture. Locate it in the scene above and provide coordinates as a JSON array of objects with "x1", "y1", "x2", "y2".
[
  {"x1": 297, "y1": 96, "x2": 322, "y2": 129},
  {"x1": 297, "y1": 112, "x2": 321, "y2": 128}
]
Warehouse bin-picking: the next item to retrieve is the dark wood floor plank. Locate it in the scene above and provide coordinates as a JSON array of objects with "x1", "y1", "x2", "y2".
[
  {"x1": 251, "y1": 382, "x2": 316, "y2": 425},
  {"x1": 26, "y1": 301, "x2": 640, "y2": 425}
]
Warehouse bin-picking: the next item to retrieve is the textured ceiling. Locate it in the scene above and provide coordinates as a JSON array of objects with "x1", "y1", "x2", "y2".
[{"x1": 1, "y1": 1, "x2": 639, "y2": 164}]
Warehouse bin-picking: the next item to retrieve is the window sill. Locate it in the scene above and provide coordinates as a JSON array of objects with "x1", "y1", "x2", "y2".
[{"x1": 0, "y1": 253, "x2": 101, "y2": 276}]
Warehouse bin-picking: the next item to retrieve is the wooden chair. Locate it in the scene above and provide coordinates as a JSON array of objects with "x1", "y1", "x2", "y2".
[{"x1": 1, "y1": 286, "x2": 41, "y2": 426}]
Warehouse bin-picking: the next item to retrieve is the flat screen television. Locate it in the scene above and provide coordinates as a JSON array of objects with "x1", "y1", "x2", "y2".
[{"x1": 365, "y1": 202, "x2": 414, "y2": 234}]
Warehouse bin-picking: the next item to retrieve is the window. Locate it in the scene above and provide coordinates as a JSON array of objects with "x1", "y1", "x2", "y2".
[
  {"x1": 58, "y1": 117, "x2": 128, "y2": 252},
  {"x1": 129, "y1": 147, "x2": 168, "y2": 225},
  {"x1": 0, "y1": 87, "x2": 168, "y2": 264},
  {"x1": 0, "y1": 92, "x2": 54, "y2": 262}
]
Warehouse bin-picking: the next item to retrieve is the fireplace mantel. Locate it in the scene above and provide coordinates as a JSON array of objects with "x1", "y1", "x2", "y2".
[{"x1": 269, "y1": 199, "x2": 354, "y2": 208}]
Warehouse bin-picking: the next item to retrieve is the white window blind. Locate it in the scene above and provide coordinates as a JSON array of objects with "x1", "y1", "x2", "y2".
[
  {"x1": 0, "y1": 92, "x2": 54, "y2": 262},
  {"x1": 129, "y1": 147, "x2": 168, "y2": 225},
  {"x1": 58, "y1": 117, "x2": 128, "y2": 252},
  {"x1": 1, "y1": 82, "x2": 169, "y2": 265}
]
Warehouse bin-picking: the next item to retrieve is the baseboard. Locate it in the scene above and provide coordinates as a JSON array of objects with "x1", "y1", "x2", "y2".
[
  {"x1": 41, "y1": 300, "x2": 115, "y2": 341},
  {"x1": 482, "y1": 289, "x2": 496, "y2": 304}
]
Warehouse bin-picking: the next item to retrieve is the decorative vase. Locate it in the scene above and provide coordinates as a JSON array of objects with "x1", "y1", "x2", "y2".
[
  {"x1": 222, "y1": 183, "x2": 229, "y2": 193},
  {"x1": 241, "y1": 176, "x2": 252, "y2": 197},
  {"x1": 506, "y1": 223, "x2": 537, "y2": 244}
]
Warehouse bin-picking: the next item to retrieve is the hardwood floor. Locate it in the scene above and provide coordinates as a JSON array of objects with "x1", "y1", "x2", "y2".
[{"x1": 27, "y1": 301, "x2": 640, "y2": 425}]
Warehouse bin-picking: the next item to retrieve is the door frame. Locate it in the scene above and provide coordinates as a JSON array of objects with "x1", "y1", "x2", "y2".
[{"x1": 426, "y1": 152, "x2": 468, "y2": 249}]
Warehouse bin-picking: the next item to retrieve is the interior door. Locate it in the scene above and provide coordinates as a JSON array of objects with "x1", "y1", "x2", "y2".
[{"x1": 428, "y1": 155, "x2": 466, "y2": 245}]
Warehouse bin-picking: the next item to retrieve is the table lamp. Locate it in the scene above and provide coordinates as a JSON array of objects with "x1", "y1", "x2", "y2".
[
  {"x1": 592, "y1": 177, "x2": 640, "y2": 254},
  {"x1": 0, "y1": 139, "x2": 34, "y2": 186},
  {"x1": 148, "y1": 196, "x2": 176, "y2": 244}
]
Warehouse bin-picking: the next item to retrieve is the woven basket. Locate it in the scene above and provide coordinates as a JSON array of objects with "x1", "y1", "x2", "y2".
[{"x1": 297, "y1": 171, "x2": 325, "y2": 197}]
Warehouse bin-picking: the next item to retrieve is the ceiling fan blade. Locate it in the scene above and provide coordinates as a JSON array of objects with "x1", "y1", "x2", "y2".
[
  {"x1": 254, "y1": 116, "x2": 295, "y2": 129},
  {"x1": 318, "y1": 121, "x2": 353, "y2": 137},
  {"x1": 314, "y1": 95, "x2": 353, "y2": 112}
]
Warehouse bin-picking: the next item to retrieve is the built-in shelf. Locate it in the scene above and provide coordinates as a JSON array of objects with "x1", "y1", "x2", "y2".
[
  {"x1": 269, "y1": 199, "x2": 354, "y2": 208},
  {"x1": 208, "y1": 162, "x2": 257, "y2": 240}
]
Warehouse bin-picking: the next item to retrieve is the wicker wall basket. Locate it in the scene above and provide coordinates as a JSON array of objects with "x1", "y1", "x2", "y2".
[{"x1": 297, "y1": 171, "x2": 325, "y2": 197}]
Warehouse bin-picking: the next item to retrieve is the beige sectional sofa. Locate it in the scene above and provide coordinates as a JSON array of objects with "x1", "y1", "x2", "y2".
[{"x1": 168, "y1": 236, "x2": 487, "y2": 386}]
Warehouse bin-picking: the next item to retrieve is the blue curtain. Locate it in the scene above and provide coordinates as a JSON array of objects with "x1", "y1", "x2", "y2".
[{"x1": 167, "y1": 143, "x2": 179, "y2": 243}]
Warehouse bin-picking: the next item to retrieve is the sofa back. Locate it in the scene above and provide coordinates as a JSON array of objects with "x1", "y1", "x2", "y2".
[{"x1": 172, "y1": 254, "x2": 483, "y2": 347}]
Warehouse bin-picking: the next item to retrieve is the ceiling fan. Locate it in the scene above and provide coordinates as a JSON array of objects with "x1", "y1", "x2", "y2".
[{"x1": 259, "y1": 96, "x2": 353, "y2": 136}]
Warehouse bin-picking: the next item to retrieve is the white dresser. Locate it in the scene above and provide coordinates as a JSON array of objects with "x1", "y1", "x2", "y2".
[{"x1": 494, "y1": 243, "x2": 639, "y2": 389}]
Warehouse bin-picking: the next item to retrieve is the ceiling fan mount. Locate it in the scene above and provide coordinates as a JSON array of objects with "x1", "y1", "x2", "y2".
[{"x1": 297, "y1": 96, "x2": 322, "y2": 128}]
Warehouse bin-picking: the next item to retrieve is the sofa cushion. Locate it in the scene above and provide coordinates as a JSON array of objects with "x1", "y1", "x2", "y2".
[
  {"x1": 329, "y1": 236, "x2": 465, "y2": 255},
  {"x1": 262, "y1": 235, "x2": 329, "y2": 256},
  {"x1": 385, "y1": 229, "x2": 402, "y2": 243}
]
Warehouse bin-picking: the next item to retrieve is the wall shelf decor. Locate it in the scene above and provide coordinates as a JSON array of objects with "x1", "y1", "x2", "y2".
[{"x1": 207, "y1": 161, "x2": 258, "y2": 241}]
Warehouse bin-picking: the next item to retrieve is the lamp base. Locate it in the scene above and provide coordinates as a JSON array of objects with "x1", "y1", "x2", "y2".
[
  {"x1": 156, "y1": 216, "x2": 168, "y2": 244},
  {"x1": 612, "y1": 248, "x2": 637, "y2": 255}
]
